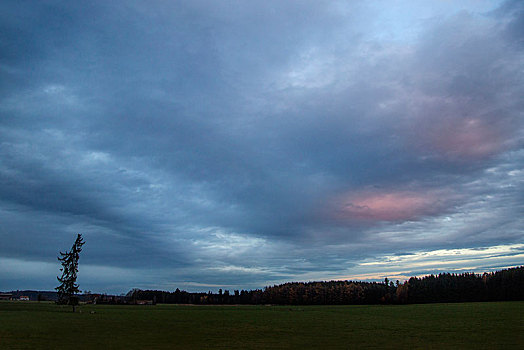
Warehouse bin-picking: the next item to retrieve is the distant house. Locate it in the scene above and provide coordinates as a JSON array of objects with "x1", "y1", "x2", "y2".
[
  {"x1": 0, "y1": 293, "x2": 12, "y2": 300},
  {"x1": 19, "y1": 296, "x2": 30, "y2": 301}
]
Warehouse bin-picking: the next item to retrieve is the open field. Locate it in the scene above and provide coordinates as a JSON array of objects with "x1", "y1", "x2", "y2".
[{"x1": 0, "y1": 301, "x2": 522, "y2": 349}]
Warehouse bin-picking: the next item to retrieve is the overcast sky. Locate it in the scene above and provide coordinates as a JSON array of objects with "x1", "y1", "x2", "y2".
[{"x1": 1, "y1": 0, "x2": 523, "y2": 294}]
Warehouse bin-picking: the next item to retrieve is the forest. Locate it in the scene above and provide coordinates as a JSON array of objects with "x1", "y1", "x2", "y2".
[{"x1": 127, "y1": 266, "x2": 523, "y2": 305}]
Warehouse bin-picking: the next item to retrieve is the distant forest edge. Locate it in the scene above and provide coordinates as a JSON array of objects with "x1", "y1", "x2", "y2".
[
  {"x1": 3, "y1": 266, "x2": 523, "y2": 305},
  {"x1": 130, "y1": 266, "x2": 524, "y2": 305}
]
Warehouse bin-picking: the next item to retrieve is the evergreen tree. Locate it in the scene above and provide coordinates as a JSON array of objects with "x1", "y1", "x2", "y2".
[{"x1": 56, "y1": 234, "x2": 85, "y2": 312}]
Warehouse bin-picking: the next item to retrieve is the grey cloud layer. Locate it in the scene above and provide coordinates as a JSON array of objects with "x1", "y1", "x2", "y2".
[{"x1": 1, "y1": 1, "x2": 523, "y2": 292}]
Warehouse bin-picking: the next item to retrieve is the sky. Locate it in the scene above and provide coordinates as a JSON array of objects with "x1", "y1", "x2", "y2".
[{"x1": 1, "y1": 0, "x2": 523, "y2": 294}]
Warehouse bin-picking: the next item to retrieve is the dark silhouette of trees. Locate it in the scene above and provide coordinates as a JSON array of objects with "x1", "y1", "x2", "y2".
[
  {"x1": 483, "y1": 267, "x2": 524, "y2": 301},
  {"x1": 56, "y1": 234, "x2": 85, "y2": 312},
  {"x1": 125, "y1": 266, "x2": 523, "y2": 306}
]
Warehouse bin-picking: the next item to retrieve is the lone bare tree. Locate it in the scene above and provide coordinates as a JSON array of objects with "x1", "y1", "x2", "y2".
[{"x1": 56, "y1": 234, "x2": 85, "y2": 312}]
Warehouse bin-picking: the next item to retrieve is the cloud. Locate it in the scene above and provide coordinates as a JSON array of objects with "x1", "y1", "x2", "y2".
[
  {"x1": 0, "y1": 0, "x2": 523, "y2": 292},
  {"x1": 337, "y1": 243, "x2": 524, "y2": 282},
  {"x1": 332, "y1": 190, "x2": 450, "y2": 222}
]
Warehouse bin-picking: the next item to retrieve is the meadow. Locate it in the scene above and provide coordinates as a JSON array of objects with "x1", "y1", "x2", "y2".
[{"x1": 0, "y1": 301, "x2": 522, "y2": 349}]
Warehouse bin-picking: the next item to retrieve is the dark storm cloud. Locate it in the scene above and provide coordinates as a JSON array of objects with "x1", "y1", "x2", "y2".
[{"x1": 1, "y1": 0, "x2": 523, "y2": 292}]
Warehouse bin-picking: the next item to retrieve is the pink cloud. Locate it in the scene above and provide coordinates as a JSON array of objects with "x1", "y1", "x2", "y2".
[
  {"x1": 397, "y1": 91, "x2": 511, "y2": 161},
  {"x1": 333, "y1": 190, "x2": 446, "y2": 222},
  {"x1": 429, "y1": 117, "x2": 503, "y2": 159}
]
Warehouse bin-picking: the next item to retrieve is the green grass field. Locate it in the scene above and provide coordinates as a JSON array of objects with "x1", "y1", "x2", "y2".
[{"x1": 0, "y1": 301, "x2": 522, "y2": 349}]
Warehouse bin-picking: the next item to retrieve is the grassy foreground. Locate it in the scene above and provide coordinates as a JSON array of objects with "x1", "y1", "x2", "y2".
[{"x1": 0, "y1": 301, "x2": 522, "y2": 349}]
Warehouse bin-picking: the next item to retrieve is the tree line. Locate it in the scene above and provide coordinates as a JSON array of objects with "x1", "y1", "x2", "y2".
[{"x1": 128, "y1": 266, "x2": 523, "y2": 305}]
